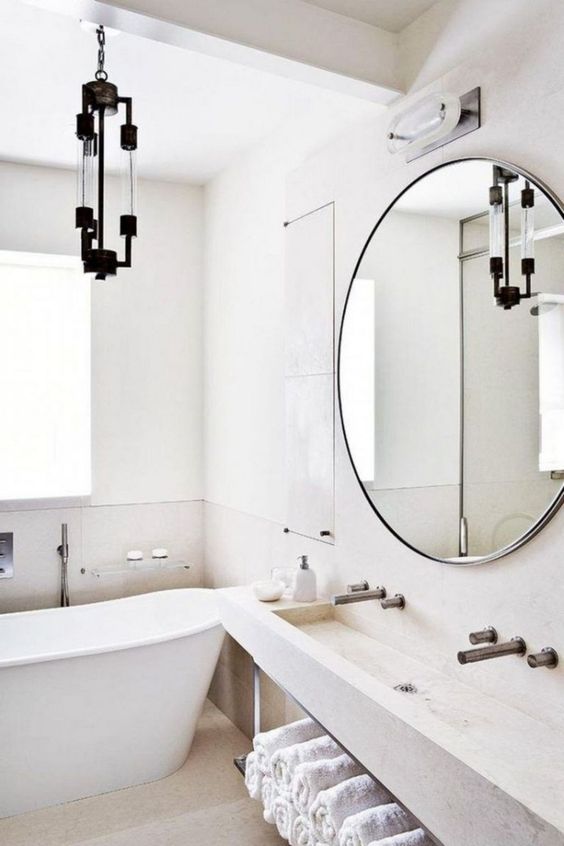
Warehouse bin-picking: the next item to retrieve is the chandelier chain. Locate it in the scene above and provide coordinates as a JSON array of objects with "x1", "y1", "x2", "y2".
[{"x1": 95, "y1": 26, "x2": 108, "y2": 81}]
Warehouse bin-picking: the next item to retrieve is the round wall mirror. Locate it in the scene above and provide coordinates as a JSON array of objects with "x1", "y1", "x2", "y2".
[{"x1": 339, "y1": 158, "x2": 564, "y2": 564}]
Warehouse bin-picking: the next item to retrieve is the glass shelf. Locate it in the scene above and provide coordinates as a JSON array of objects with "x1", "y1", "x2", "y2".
[{"x1": 90, "y1": 561, "x2": 191, "y2": 578}]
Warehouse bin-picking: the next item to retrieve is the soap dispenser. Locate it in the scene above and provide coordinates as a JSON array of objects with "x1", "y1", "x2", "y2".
[{"x1": 293, "y1": 555, "x2": 317, "y2": 602}]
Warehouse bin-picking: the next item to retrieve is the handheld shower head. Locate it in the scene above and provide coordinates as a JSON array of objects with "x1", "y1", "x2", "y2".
[
  {"x1": 57, "y1": 523, "x2": 70, "y2": 607},
  {"x1": 58, "y1": 523, "x2": 69, "y2": 565}
]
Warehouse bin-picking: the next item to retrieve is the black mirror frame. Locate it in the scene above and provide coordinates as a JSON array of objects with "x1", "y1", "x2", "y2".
[{"x1": 337, "y1": 156, "x2": 564, "y2": 566}]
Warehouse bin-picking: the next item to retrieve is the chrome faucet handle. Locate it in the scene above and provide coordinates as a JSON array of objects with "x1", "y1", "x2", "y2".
[
  {"x1": 347, "y1": 580, "x2": 370, "y2": 594},
  {"x1": 381, "y1": 594, "x2": 405, "y2": 610},
  {"x1": 527, "y1": 648, "x2": 559, "y2": 669},
  {"x1": 469, "y1": 626, "x2": 498, "y2": 645}
]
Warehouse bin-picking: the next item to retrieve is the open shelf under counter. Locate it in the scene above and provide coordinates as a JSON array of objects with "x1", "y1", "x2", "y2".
[{"x1": 217, "y1": 586, "x2": 564, "y2": 846}]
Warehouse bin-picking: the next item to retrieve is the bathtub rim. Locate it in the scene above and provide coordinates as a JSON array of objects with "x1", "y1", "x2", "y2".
[{"x1": 0, "y1": 587, "x2": 223, "y2": 669}]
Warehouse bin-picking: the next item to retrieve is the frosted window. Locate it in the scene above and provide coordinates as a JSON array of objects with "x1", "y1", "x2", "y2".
[
  {"x1": 340, "y1": 278, "x2": 375, "y2": 483},
  {"x1": 0, "y1": 252, "x2": 91, "y2": 500}
]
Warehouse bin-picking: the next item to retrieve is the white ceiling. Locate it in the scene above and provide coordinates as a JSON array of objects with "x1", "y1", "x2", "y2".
[
  {"x1": 302, "y1": 0, "x2": 438, "y2": 33},
  {"x1": 0, "y1": 0, "x2": 380, "y2": 184}
]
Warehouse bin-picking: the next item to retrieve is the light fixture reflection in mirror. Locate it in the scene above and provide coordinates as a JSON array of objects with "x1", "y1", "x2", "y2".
[
  {"x1": 339, "y1": 158, "x2": 564, "y2": 565},
  {"x1": 488, "y1": 166, "x2": 534, "y2": 309}
]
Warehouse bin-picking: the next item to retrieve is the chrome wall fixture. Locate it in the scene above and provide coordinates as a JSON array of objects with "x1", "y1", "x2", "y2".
[
  {"x1": 330, "y1": 580, "x2": 387, "y2": 606},
  {"x1": 527, "y1": 648, "x2": 559, "y2": 669},
  {"x1": 380, "y1": 593, "x2": 405, "y2": 610},
  {"x1": 458, "y1": 636, "x2": 526, "y2": 664},
  {"x1": 387, "y1": 88, "x2": 481, "y2": 161},
  {"x1": 0, "y1": 532, "x2": 14, "y2": 580},
  {"x1": 459, "y1": 628, "x2": 559, "y2": 669},
  {"x1": 75, "y1": 26, "x2": 138, "y2": 280},
  {"x1": 468, "y1": 627, "x2": 498, "y2": 645},
  {"x1": 488, "y1": 165, "x2": 534, "y2": 309},
  {"x1": 56, "y1": 523, "x2": 70, "y2": 608}
]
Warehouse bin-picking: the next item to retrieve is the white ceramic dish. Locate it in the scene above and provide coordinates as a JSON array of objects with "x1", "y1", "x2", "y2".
[{"x1": 252, "y1": 580, "x2": 286, "y2": 602}]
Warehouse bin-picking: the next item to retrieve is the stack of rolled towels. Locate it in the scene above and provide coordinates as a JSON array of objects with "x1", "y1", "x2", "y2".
[{"x1": 244, "y1": 718, "x2": 434, "y2": 846}]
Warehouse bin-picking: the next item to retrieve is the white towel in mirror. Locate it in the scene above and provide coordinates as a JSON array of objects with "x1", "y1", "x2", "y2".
[{"x1": 538, "y1": 293, "x2": 564, "y2": 472}]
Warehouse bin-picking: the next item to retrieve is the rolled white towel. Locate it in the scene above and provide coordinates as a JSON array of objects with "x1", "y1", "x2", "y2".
[
  {"x1": 244, "y1": 750, "x2": 262, "y2": 801},
  {"x1": 273, "y1": 793, "x2": 298, "y2": 841},
  {"x1": 310, "y1": 775, "x2": 392, "y2": 846},
  {"x1": 368, "y1": 830, "x2": 433, "y2": 846},
  {"x1": 291, "y1": 815, "x2": 313, "y2": 846},
  {"x1": 339, "y1": 803, "x2": 416, "y2": 846},
  {"x1": 292, "y1": 753, "x2": 364, "y2": 814},
  {"x1": 272, "y1": 735, "x2": 343, "y2": 798},
  {"x1": 254, "y1": 718, "x2": 323, "y2": 775},
  {"x1": 261, "y1": 775, "x2": 277, "y2": 824}
]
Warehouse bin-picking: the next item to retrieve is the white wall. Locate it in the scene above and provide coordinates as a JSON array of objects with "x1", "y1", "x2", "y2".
[
  {"x1": 203, "y1": 0, "x2": 564, "y2": 735},
  {"x1": 0, "y1": 162, "x2": 204, "y2": 610},
  {"x1": 0, "y1": 161, "x2": 204, "y2": 506},
  {"x1": 204, "y1": 143, "x2": 291, "y2": 523}
]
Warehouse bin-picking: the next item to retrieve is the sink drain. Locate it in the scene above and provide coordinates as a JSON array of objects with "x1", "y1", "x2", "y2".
[{"x1": 394, "y1": 682, "x2": 418, "y2": 694}]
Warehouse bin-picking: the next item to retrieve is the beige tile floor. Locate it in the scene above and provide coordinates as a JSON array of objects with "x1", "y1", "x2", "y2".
[{"x1": 0, "y1": 701, "x2": 284, "y2": 846}]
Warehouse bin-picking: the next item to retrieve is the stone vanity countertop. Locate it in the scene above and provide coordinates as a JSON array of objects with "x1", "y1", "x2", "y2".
[{"x1": 217, "y1": 586, "x2": 564, "y2": 846}]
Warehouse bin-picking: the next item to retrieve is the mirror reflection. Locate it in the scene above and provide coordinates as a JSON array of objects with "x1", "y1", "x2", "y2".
[{"x1": 340, "y1": 159, "x2": 564, "y2": 562}]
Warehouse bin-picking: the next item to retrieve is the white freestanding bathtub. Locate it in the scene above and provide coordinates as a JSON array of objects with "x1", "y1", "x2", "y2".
[{"x1": 0, "y1": 589, "x2": 224, "y2": 818}]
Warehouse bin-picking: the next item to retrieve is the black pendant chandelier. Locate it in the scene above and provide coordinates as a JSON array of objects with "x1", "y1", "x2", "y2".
[
  {"x1": 76, "y1": 26, "x2": 138, "y2": 280},
  {"x1": 488, "y1": 165, "x2": 534, "y2": 310}
]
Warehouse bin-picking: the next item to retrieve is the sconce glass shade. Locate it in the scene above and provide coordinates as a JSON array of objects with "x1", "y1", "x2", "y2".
[
  {"x1": 489, "y1": 200, "x2": 504, "y2": 260},
  {"x1": 76, "y1": 135, "x2": 97, "y2": 212},
  {"x1": 387, "y1": 93, "x2": 461, "y2": 154},
  {"x1": 521, "y1": 189, "x2": 535, "y2": 261},
  {"x1": 121, "y1": 148, "x2": 137, "y2": 218}
]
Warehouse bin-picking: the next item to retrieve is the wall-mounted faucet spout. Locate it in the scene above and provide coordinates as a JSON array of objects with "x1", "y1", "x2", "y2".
[
  {"x1": 57, "y1": 523, "x2": 70, "y2": 608},
  {"x1": 457, "y1": 637, "x2": 526, "y2": 665},
  {"x1": 331, "y1": 580, "x2": 386, "y2": 606}
]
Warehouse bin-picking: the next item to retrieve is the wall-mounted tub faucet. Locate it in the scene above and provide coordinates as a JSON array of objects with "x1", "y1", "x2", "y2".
[
  {"x1": 458, "y1": 637, "x2": 526, "y2": 665},
  {"x1": 330, "y1": 580, "x2": 386, "y2": 606},
  {"x1": 527, "y1": 648, "x2": 559, "y2": 669},
  {"x1": 57, "y1": 523, "x2": 70, "y2": 608},
  {"x1": 381, "y1": 594, "x2": 405, "y2": 610}
]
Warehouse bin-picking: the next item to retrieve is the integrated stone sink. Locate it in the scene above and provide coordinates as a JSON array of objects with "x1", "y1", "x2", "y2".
[
  {"x1": 275, "y1": 603, "x2": 437, "y2": 698},
  {"x1": 274, "y1": 604, "x2": 497, "y2": 733},
  {"x1": 217, "y1": 587, "x2": 564, "y2": 846}
]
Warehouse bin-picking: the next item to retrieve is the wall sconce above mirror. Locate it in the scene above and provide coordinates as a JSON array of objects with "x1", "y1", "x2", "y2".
[
  {"x1": 387, "y1": 88, "x2": 481, "y2": 161},
  {"x1": 338, "y1": 157, "x2": 564, "y2": 564}
]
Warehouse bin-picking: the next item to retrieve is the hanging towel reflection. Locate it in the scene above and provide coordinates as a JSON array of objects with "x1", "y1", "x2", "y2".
[{"x1": 538, "y1": 293, "x2": 564, "y2": 472}]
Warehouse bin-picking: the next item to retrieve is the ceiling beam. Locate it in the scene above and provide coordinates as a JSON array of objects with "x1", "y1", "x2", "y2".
[{"x1": 24, "y1": 0, "x2": 403, "y2": 103}]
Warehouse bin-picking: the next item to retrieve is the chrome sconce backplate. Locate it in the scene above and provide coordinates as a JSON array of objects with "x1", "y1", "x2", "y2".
[{"x1": 404, "y1": 87, "x2": 481, "y2": 162}]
